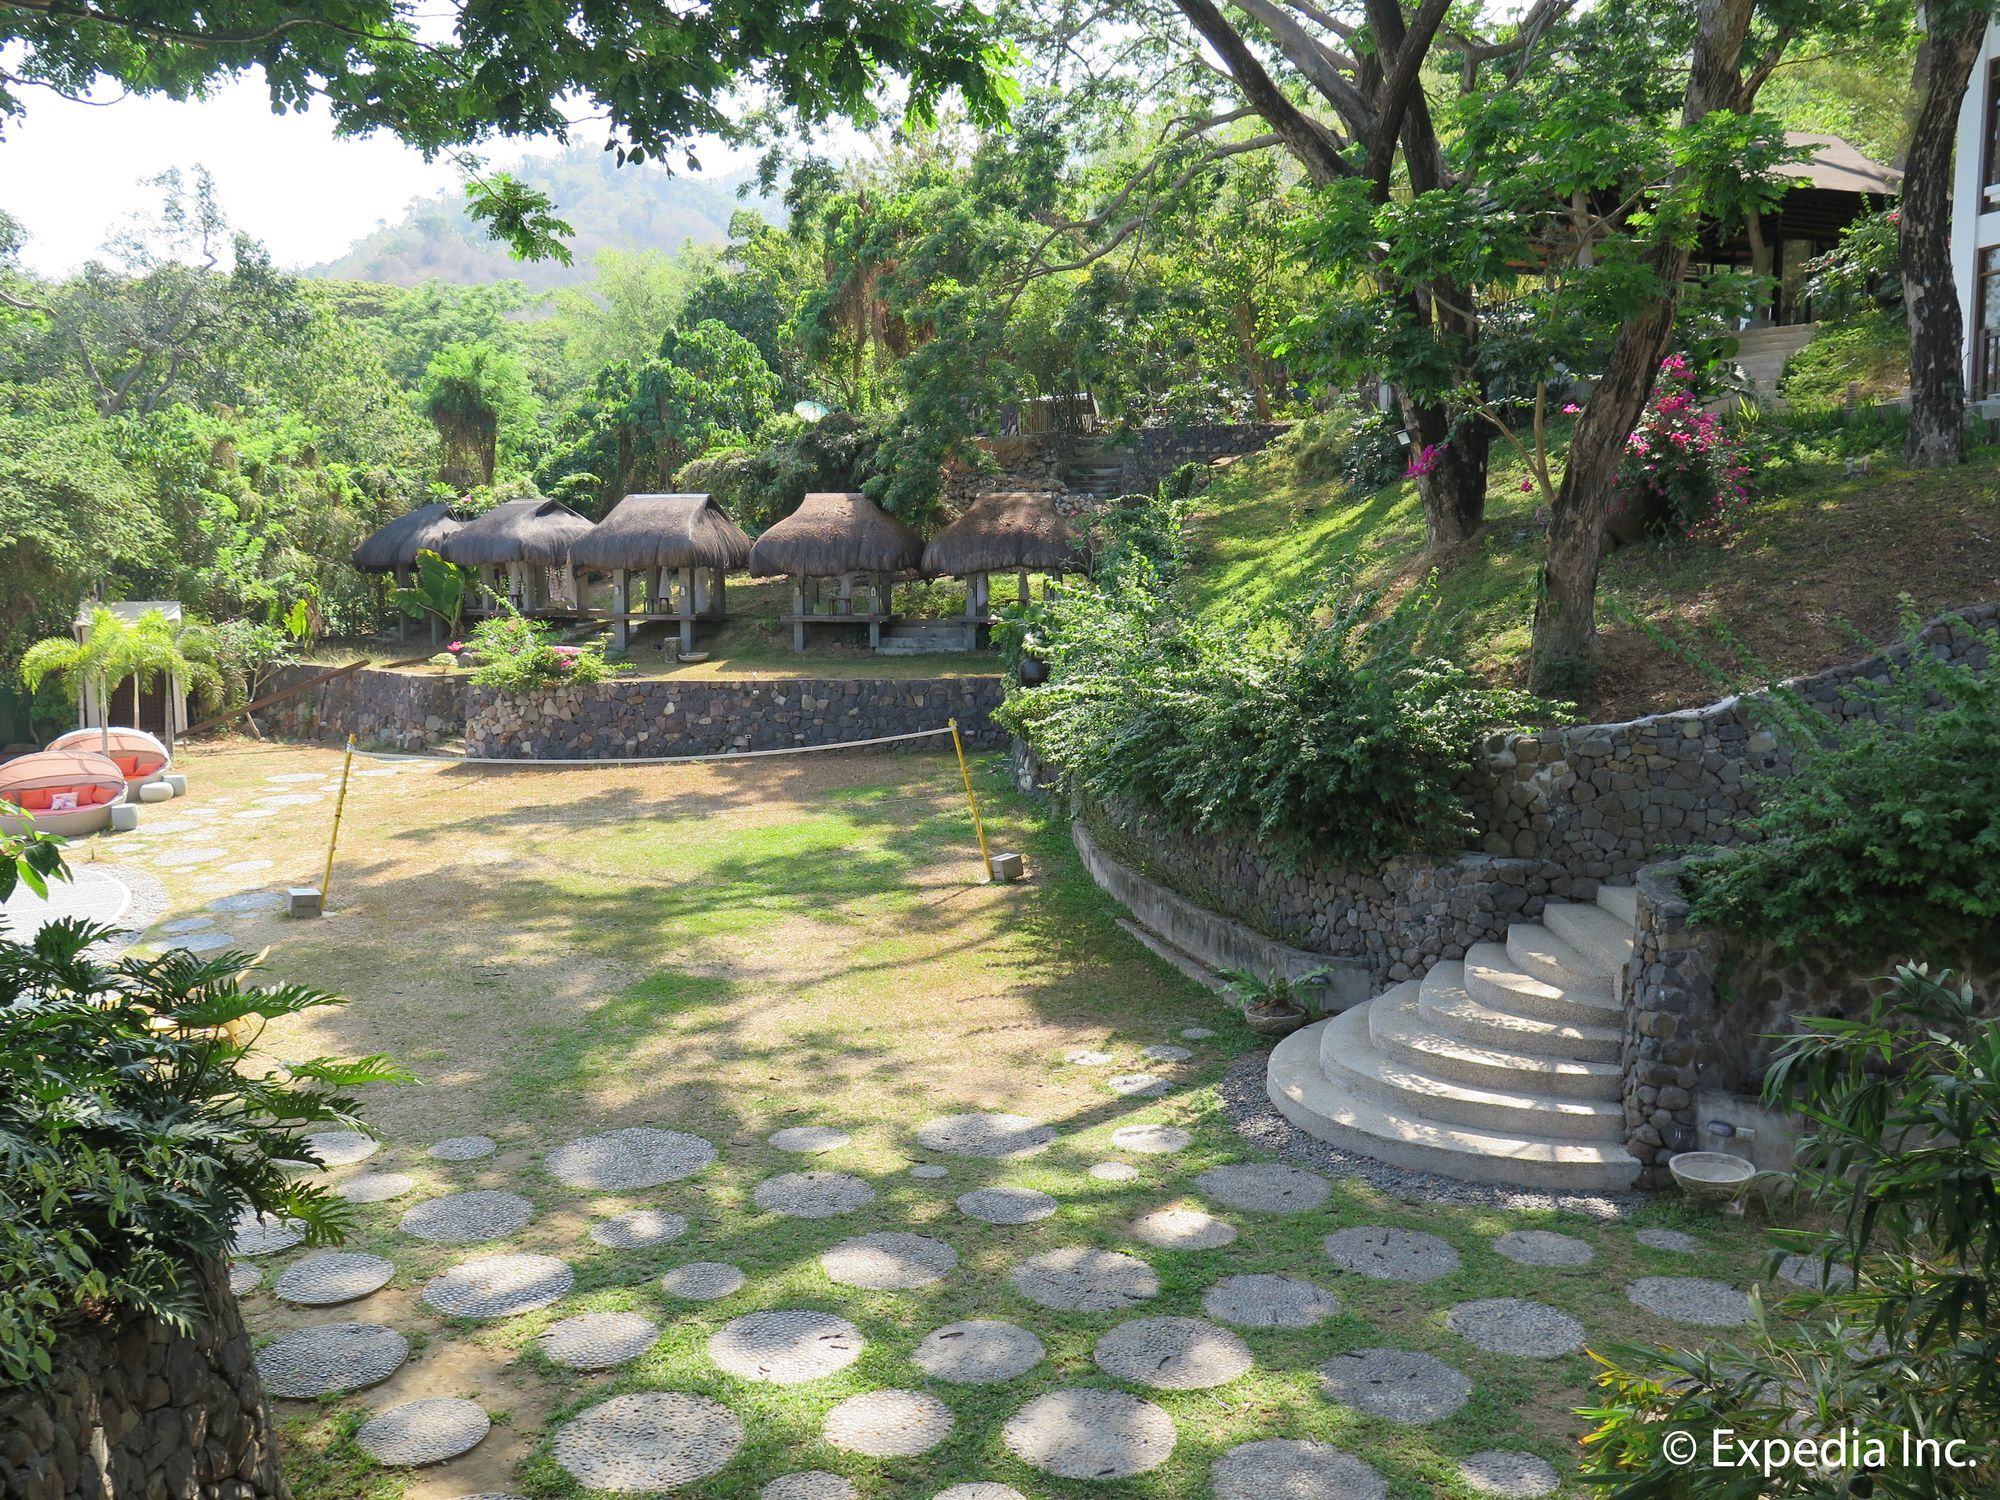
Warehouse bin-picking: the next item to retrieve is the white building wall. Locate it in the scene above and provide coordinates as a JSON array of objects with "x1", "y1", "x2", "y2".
[{"x1": 1952, "y1": 23, "x2": 2000, "y2": 399}]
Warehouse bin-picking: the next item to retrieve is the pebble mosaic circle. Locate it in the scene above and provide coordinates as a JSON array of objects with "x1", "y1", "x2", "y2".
[
  {"x1": 303, "y1": 1130, "x2": 379, "y2": 1167},
  {"x1": 957, "y1": 1186, "x2": 1058, "y2": 1224},
  {"x1": 256, "y1": 1322, "x2": 408, "y2": 1398},
  {"x1": 355, "y1": 1398, "x2": 489, "y2": 1467},
  {"x1": 820, "y1": 1231, "x2": 957, "y2": 1290},
  {"x1": 1195, "y1": 1163, "x2": 1330, "y2": 1214},
  {"x1": 1202, "y1": 1273, "x2": 1340, "y2": 1329},
  {"x1": 1130, "y1": 1204, "x2": 1236, "y2": 1250},
  {"x1": 159, "y1": 916, "x2": 213, "y2": 934},
  {"x1": 1777, "y1": 1254, "x2": 1854, "y2": 1290},
  {"x1": 227, "y1": 1262, "x2": 261, "y2": 1296},
  {"x1": 661, "y1": 1262, "x2": 747, "y2": 1301},
  {"x1": 912, "y1": 1320, "x2": 1045, "y2": 1384},
  {"x1": 1089, "y1": 1161, "x2": 1140, "y2": 1181},
  {"x1": 1494, "y1": 1230, "x2": 1595, "y2": 1267},
  {"x1": 540, "y1": 1311, "x2": 660, "y2": 1370},
  {"x1": 1446, "y1": 1298, "x2": 1586, "y2": 1358},
  {"x1": 274, "y1": 1252, "x2": 394, "y2": 1306},
  {"x1": 762, "y1": 1475, "x2": 854, "y2": 1500},
  {"x1": 1627, "y1": 1277, "x2": 1754, "y2": 1327},
  {"x1": 207, "y1": 891, "x2": 285, "y2": 914},
  {"x1": 1110, "y1": 1124, "x2": 1188, "y2": 1154},
  {"x1": 429, "y1": 1135, "x2": 497, "y2": 1160},
  {"x1": 769, "y1": 1126, "x2": 850, "y2": 1154},
  {"x1": 909, "y1": 1164, "x2": 949, "y2": 1180},
  {"x1": 167, "y1": 931, "x2": 233, "y2": 953},
  {"x1": 934, "y1": 1487, "x2": 1024, "y2": 1500},
  {"x1": 422, "y1": 1253, "x2": 574, "y2": 1319},
  {"x1": 1323, "y1": 1226, "x2": 1461, "y2": 1282},
  {"x1": 1093, "y1": 1315, "x2": 1252, "y2": 1390},
  {"x1": 591, "y1": 1209, "x2": 688, "y2": 1248},
  {"x1": 915, "y1": 1113, "x2": 1055, "y2": 1159},
  {"x1": 1010, "y1": 1247, "x2": 1159, "y2": 1312},
  {"x1": 552, "y1": 1392, "x2": 742, "y2": 1491},
  {"x1": 1002, "y1": 1389, "x2": 1177, "y2": 1479},
  {"x1": 337, "y1": 1171, "x2": 417, "y2": 1204},
  {"x1": 1319, "y1": 1348, "x2": 1472, "y2": 1425},
  {"x1": 399, "y1": 1190, "x2": 534, "y2": 1244},
  {"x1": 1107, "y1": 1073, "x2": 1167, "y2": 1097},
  {"x1": 1635, "y1": 1228, "x2": 1699, "y2": 1254},
  {"x1": 229, "y1": 1210, "x2": 303, "y2": 1257},
  {"x1": 821, "y1": 1390, "x2": 954, "y2": 1458},
  {"x1": 707, "y1": 1310, "x2": 864, "y2": 1384},
  {"x1": 1139, "y1": 1044, "x2": 1192, "y2": 1062},
  {"x1": 1178, "y1": 1027, "x2": 1217, "y2": 1040},
  {"x1": 1064, "y1": 1049, "x2": 1114, "y2": 1066},
  {"x1": 1212, "y1": 1439, "x2": 1388, "y2": 1500},
  {"x1": 1461, "y1": 1450, "x2": 1561, "y2": 1497},
  {"x1": 547, "y1": 1128, "x2": 717, "y2": 1190},
  {"x1": 754, "y1": 1171, "x2": 876, "y2": 1219}
]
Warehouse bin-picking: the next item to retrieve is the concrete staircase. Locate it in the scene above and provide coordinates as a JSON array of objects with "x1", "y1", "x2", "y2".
[
  {"x1": 1267, "y1": 885, "x2": 1641, "y2": 1192},
  {"x1": 1732, "y1": 323, "x2": 1817, "y2": 404}
]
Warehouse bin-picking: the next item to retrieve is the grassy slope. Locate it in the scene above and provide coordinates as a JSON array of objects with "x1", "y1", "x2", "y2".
[{"x1": 1185, "y1": 437, "x2": 2000, "y2": 722}]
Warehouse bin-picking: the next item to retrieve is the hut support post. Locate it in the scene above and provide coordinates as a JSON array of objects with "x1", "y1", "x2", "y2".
[
  {"x1": 679, "y1": 566, "x2": 696, "y2": 656},
  {"x1": 1017, "y1": 567, "x2": 1030, "y2": 607},
  {"x1": 791, "y1": 576, "x2": 806, "y2": 652},
  {"x1": 393, "y1": 566, "x2": 410, "y2": 640},
  {"x1": 964, "y1": 573, "x2": 983, "y2": 621},
  {"x1": 612, "y1": 570, "x2": 631, "y2": 653},
  {"x1": 869, "y1": 571, "x2": 886, "y2": 650}
]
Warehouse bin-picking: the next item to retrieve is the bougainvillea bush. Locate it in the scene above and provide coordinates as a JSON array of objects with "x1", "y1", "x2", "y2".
[
  {"x1": 466, "y1": 604, "x2": 619, "y2": 691},
  {"x1": 1617, "y1": 355, "x2": 1754, "y2": 539}
]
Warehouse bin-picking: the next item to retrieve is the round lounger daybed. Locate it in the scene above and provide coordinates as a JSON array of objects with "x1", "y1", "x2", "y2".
[
  {"x1": 747, "y1": 492, "x2": 925, "y2": 652},
  {"x1": 0, "y1": 749, "x2": 128, "y2": 839},
  {"x1": 438, "y1": 497, "x2": 596, "y2": 617},
  {"x1": 921, "y1": 489, "x2": 1077, "y2": 626},
  {"x1": 568, "y1": 493, "x2": 753, "y2": 656},
  {"x1": 47, "y1": 726, "x2": 169, "y2": 796},
  {"x1": 351, "y1": 501, "x2": 464, "y2": 643}
]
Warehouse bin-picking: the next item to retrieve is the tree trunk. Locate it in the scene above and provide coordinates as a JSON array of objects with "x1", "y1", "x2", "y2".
[
  {"x1": 1399, "y1": 391, "x2": 1490, "y2": 551},
  {"x1": 1528, "y1": 0, "x2": 1757, "y2": 694},
  {"x1": 1902, "y1": 11, "x2": 1986, "y2": 468}
]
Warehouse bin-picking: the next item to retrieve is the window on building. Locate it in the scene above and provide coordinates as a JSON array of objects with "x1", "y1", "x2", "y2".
[
  {"x1": 1977, "y1": 248, "x2": 2000, "y2": 400},
  {"x1": 1986, "y1": 60, "x2": 2000, "y2": 189}
]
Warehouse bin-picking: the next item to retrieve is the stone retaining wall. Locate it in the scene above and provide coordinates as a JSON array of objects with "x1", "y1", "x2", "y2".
[
  {"x1": 0, "y1": 1259, "x2": 286, "y2": 1500},
  {"x1": 257, "y1": 661, "x2": 462, "y2": 751}
]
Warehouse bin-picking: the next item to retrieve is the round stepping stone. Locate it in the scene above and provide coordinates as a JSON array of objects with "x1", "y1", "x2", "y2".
[
  {"x1": 1213, "y1": 1439, "x2": 1387, "y2": 1500},
  {"x1": 958, "y1": 1186, "x2": 1058, "y2": 1224},
  {"x1": 540, "y1": 1311, "x2": 660, "y2": 1370},
  {"x1": 227, "y1": 1262, "x2": 261, "y2": 1296},
  {"x1": 220, "y1": 860, "x2": 274, "y2": 875},
  {"x1": 423, "y1": 1253, "x2": 573, "y2": 1319},
  {"x1": 429, "y1": 1135, "x2": 496, "y2": 1160},
  {"x1": 934, "y1": 1488, "x2": 1024, "y2": 1500},
  {"x1": 1139, "y1": 1044, "x2": 1192, "y2": 1062},
  {"x1": 303, "y1": 1130, "x2": 379, "y2": 1167},
  {"x1": 913, "y1": 1320, "x2": 1045, "y2": 1384},
  {"x1": 229, "y1": 1210, "x2": 302, "y2": 1257},
  {"x1": 257, "y1": 1322, "x2": 408, "y2": 1398},
  {"x1": 1179, "y1": 1027, "x2": 1216, "y2": 1039},
  {"x1": 1494, "y1": 1230, "x2": 1595, "y2": 1267},
  {"x1": 230, "y1": 809, "x2": 277, "y2": 821},
  {"x1": 1003, "y1": 1389, "x2": 1176, "y2": 1479},
  {"x1": 274, "y1": 1252, "x2": 394, "y2": 1306},
  {"x1": 400, "y1": 1189, "x2": 534, "y2": 1243},
  {"x1": 1094, "y1": 1315, "x2": 1252, "y2": 1389},
  {"x1": 159, "y1": 916, "x2": 214, "y2": 934},
  {"x1": 1636, "y1": 1228, "x2": 1699, "y2": 1253},
  {"x1": 1324, "y1": 1225, "x2": 1461, "y2": 1282},
  {"x1": 357, "y1": 1399, "x2": 490, "y2": 1467},
  {"x1": 1130, "y1": 1204, "x2": 1236, "y2": 1250},
  {"x1": 1108, "y1": 1072, "x2": 1167, "y2": 1097},
  {"x1": 1196, "y1": 1163, "x2": 1330, "y2": 1214},
  {"x1": 207, "y1": 891, "x2": 284, "y2": 913},
  {"x1": 1461, "y1": 1450, "x2": 1561, "y2": 1497},
  {"x1": 1065, "y1": 1049, "x2": 1114, "y2": 1066},
  {"x1": 1090, "y1": 1161, "x2": 1140, "y2": 1181},
  {"x1": 763, "y1": 1475, "x2": 855, "y2": 1500},
  {"x1": 168, "y1": 931, "x2": 234, "y2": 954},
  {"x1": 915, "y1": 1112, "x2": 1055, "y2": 1159},
  {"x1": 140, "y1": 817, "x2": 198, "y2": 834},
  {"x1": 1447, "y1": 1298, "x2": 1585, "y2": 1358},
  {"x1": 769, "y1": 1126, "x2": 850, "y2": 1154},
  {"x1": 157, "y1": 846, "x2": 228, "y2": 867},
  {"x1": 548, "y1": 1127, "x2": 717, "y2": 1190},
  {"x1": 754, "y1": 1170, "x2": 875, "y2": 1219},
  {"x1": 821, "y1": 1231, "x2": 957, "y2": 1290},
  {"x1": 708, "y1": 1310, "x2": 863, "y2": 1384},
  {"x1": 254, "y1": 794, "x2": 322, "y2": 808},
  {"x1": 1776, "y1": 1254, "x2": 1854, "y2": 1290},
  {"x1": 909, "y1": 1163, "x2": 949, "y2": 1180},
  {"x1": 1203, "y1": 1273, "x2": 1339, "y2": 1329},
  {"x1": 822, "y1": 1390, "x2": 954, "y2": 1457},
  {"x1": 268, "y1": 772, "x2": 327, "y2": 784},
  {"x1": 1319, "y1": 1348, "x2": 1471, "y2": 1425},
  {"x1": 591, "y1": 1209, "x2": 688, "y2": 1248},
  {"x1": 1627, "y1": 1276, "x2": 1754, "y2": 1327},
  {"x1": 337, "y1": 1171, "x2": 418, "y2": 1204},
  {"x1": 1011, "y1": 1247, "x2": 1158, "y2": 1311},
  {"x1": 660, "y1": 1262, "x2": 747, "y2": 1300},
  {"x1": 1110, "y1": 1124, "x2": 1188, "y2": 1154},
  {"x1": 554, "y1": 1392, "x2": 742, "y2": 1491}
]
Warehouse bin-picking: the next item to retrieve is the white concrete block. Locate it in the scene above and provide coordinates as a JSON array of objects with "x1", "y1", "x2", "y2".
[
  {"x1": 109, "y1": 804, "x2": 141, "y2": 832},
  {"x1": 138, "y1": 782, "x2": 174, "y2": 804},
  {"x1": 287, "y1": 886, "x2": 324, "y2": 918}
]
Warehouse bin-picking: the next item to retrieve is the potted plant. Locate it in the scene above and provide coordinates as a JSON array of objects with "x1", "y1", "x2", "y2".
[
  {"x1": 1220, "y1": 965, "x2": 1332, "y2": 1038},
  {"x1": 990, "y1": 598, "x2": 1053, "y2": 686}
]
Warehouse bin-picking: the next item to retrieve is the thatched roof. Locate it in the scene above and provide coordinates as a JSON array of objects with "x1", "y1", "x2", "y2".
[
  {"x1": 351, "y1": 502, "x2": 463, "y2": 573},
  {"x1": 438, "y1": 497, "x2": 594, "y2": 568},
  {"x1": 748, "y1": 491, "x2": 924, "y2": 579},
  {"x1": 568, "y1": 493, "x2": 752, "y2": 572},
  {"x1": 1782, "y1": 132, "x2": 1900, "y2": 195},
  {"x1": 922, "y1": 490, "x2": 1076, "y2": 577}
]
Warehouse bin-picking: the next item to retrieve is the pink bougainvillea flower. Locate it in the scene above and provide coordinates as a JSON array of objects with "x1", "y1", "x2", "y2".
[
  {"x1": 1561, "y1": 402, "x2": 1582, "y2": 415},
  {"x1": 1404, "y1": 441, "x2": 1446, "y2": 478}
]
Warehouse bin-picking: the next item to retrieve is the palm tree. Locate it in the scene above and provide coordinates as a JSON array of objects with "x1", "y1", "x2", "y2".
[{"x1": 20, "y1": 608, "x2": 221, "y2": 756}]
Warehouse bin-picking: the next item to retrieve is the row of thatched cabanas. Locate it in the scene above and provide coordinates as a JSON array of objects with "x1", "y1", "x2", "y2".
[{"x1": 352, "y1": 489, "x2": 1073, "y2": 652}]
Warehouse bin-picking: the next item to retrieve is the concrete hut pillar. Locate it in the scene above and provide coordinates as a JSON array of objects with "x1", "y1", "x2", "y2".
[
  {"x1": 791, "y1": 575, "x2": 806, "y2": 652},
  {"x1": 679, "y1": 565, "x2": 697, "y2": 655},
  {"x1": 1017, "y1": 567, "x2": 1031, "y2": 607},
  {"x1": 392, "y1": 566, "x2": 411, "y2": 640},
  {"x1": 612, "y1": 569, "x2": 631, "y2": 653},
  {"x1": 963, "y1": 572, "x2": 982, "y2": 621}
]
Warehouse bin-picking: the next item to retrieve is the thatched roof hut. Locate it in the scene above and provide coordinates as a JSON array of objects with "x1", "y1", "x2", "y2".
[
  {"x1": 748, "y1": 492, "x2": 923, "y2": 579},
  {"x1": 438, "y1": 497, "x2": 594, "y2": 568},
  {"x1": 350, "y1": 502, "x2": 462, "y2": 573},
  {"x1": 922, "y1": 490, "x2": 1076, "y2": 578},
  {"x1": 569, "y1": 493, "x2": 752, "y2": 572}
]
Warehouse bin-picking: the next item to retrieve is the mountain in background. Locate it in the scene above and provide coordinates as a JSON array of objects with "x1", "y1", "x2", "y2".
[{"x1": 309, "y1": 147, "x2": 773, "y2": 289}]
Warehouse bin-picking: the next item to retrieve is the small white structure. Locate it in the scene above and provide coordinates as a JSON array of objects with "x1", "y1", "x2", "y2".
[
  {"x1": 1953, "y1": 27, "x2": 2000, "y2": 408},
  {"x1": 75, "y1": 601, "x2": 190, "y2": 743}
]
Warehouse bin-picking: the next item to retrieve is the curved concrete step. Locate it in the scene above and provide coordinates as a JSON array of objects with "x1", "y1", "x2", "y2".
[
  {"x1": 1540, "y1": 901, "x2": 1636, "y2": 975},
  {"x1": 1316, "y1": 1004, "x2": 1624, "y2": 1142},
  {"x1": 1464, "y1": 942, "x2": 1619, "y2": 1024},
  {"x1": 1595, "y1": 883, "x2": 1639, "y2": 926},
  {"x1": 1270, "y1": 1020, "x2": 1642, "y2": 1192},
  {"x1": 1504, "y1": 923, "x2": 1614, "y2": 1000},
  {"x1": 1420, "y1": 964, "x2": 1622, "y2": 1063},
  {"x1": 1369, "y1": 984, "x2": 1622, "y2": 1101}
]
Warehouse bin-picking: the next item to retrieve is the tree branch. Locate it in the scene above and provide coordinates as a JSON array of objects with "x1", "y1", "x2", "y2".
[
  {"x1": 1171, "y1": 0, "x2": 1352, "y2": 184},
  {"x1": 1227, "y1": 0, "x2": 1376, "y2": 134}
]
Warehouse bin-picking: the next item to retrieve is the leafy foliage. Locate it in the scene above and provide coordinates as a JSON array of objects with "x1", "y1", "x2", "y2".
[
  {"x1": 393, "y1": 550, "x2": 477, "y2": 637},
  {"x1": 465, "y1": 606, "x2": 619, "y2": 692},
  {"x1": 1617, "y1": 355, "x2": 1756, "y2": 538},
  {"x1": 19, "y1": 606, "x2": 224, "y2": 735}
]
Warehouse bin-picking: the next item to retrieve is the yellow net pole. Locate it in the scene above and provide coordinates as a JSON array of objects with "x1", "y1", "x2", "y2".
[
  {"x1": 319, "y1": 734, "x2": 357, "y2": 906},
  {"x1": 949, "y1": 718, "x2": 992, "y2": 880}
]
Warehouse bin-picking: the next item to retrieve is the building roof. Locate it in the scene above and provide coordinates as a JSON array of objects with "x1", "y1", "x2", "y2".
[
  {"x1": 921, "y1": 490, "x2": 1077, "y2": 577},
  {"x1": 350, "y1": 501, "x2": 463, "y2": 573},
  {"x1": 437, "y1": 497, "x2": 595, "y2": 568},
  {"x1": 1781, "y1": 132, "x2": 1900, "y2": 196},
  {"x1": 747, "y1": 492, "x2": 925, "y2": 579},
  {"x1": 567, "y1": 493, "x2": 753, "y2": 572}
]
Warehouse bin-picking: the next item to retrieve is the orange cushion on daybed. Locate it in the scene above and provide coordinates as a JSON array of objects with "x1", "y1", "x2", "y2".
[
  {"x1": 14, "y1": 788, "x2": 52, "y2": 811},
  {"x1": 113, "y1": 754, "x2": 142, "y2": 776}
]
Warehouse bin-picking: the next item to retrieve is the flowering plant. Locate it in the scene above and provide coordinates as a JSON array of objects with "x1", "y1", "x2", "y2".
[
  {"x1": 1404, "y1": 441, "x2": 1445, "y2": 478},
  {"x1": 1616, "y1": 355, "x2": 1752, "y2": 539},
  {"x1": 464, "y1": 604, "x2": 620, "y2": 691}
]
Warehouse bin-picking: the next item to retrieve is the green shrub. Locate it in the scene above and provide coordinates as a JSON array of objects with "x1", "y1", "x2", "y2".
[
  {"x1": 675, "y1": 411, "x2": 907, "y2": 534},
  {"x1": 466, "y1": 604, "x2": 619, "y2": 691},
  {"x1": 1777, "y1": 308, "x2": 1909, "y2": 407},
  {"x1": 1278, "y1": 403, "x2": 1404, "y2": 494},
  {"x1": 998, "y1": 576, "x2": 1559, "y2": 868},
  {"x1": 1677, "y1": 610, "x2": 2000, "y2": 964}
]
